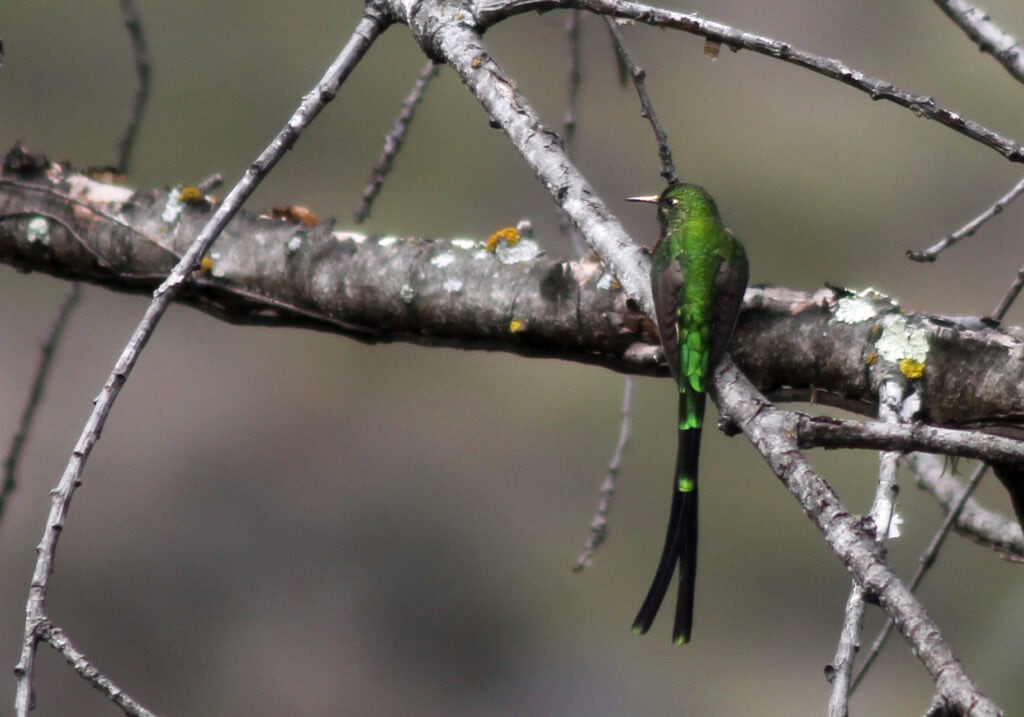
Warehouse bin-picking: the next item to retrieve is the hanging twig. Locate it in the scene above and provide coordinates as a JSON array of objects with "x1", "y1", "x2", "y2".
[
  {"x1": 114, "y1": 0, "x2": 151, "y2": 174},
  {"x1": 602, "y1": 17, "x2": 677, "y2": 185},
  {"x1": 354, "y1": 60, "x2": 440, "y2": 223},
  {"x1": 0, "y1": 283, "x2": 81, "y2": 527},
  {"x1": 575, "y1": 375, "x2": 634, "y2": 571},
  {"x1": 559, "y1": 9, "x2": 589, "y2": 254}
]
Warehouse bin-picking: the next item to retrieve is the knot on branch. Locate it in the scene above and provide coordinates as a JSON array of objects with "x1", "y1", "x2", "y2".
[
  {"x1": 362, "y1": 0, "x2": 396, "y2": 26},
  {"x1": 408, "y1": 0, "x2": 481, "y2": 64}
]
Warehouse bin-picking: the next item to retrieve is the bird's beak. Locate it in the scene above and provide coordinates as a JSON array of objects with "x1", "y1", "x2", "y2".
[{"x1": 626, "y1": 195, "x2": 659, "y2": 204}]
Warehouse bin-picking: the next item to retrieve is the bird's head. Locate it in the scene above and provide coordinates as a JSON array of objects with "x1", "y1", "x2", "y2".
[{"x1": 628, "y1": 183, "x2": 719, "y2": 235}]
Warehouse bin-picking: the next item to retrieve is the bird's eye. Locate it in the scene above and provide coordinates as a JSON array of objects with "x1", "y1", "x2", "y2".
[{"x1": 665, "y1": 197, "x2": 679, "y2": 207}]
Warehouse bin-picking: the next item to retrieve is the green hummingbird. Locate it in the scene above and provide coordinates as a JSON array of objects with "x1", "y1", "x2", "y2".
[{"x1": 628, "y1": 183, "x2": 749, "y2": 644}]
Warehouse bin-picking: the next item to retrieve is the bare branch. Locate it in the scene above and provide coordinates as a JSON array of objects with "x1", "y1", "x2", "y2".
[
  {"x1": 354, "y1": 60, "x2": 439, "y2": 224},
  {"x1": 828, "y1": 379, "x2": 906, "y2": 715},
  {"x1": 12, "y1": 11, "x2": 390, "y2": 713},
  {"x1": 475, "y1": 0, "x2": 1024, "y2": 163},
  {"x1": 908, "y1": 174, "x2": 1024, "y2": 263},
  {"x1": 714, "y1": 360, "x2": 1001, "y2": 715},
  {"x1": 574, "y1": 375, "x2": 633, "y2": 571},
  {"x1": 603, "y1": 17, "x2": 677, "y2": 184},
  {"x1": 562, "y1": 9, "x2": 582, "y2": 160},
  {"x1": 0, "y1": 283, "x2": 81, "y2": 526},
  {"x1": 913, "y1": 454, "x2": 1024, "y2": 555},
  {"x1": 36, "y1": 620, "x2": 156, "y2": 717},
  {"x1": 853, "y1": 460, "x2": 994, "y2": 693},
  {"x1": 933, "y1": 0, "x2": 1024, "y2": 85},
  {"x1": 991, "y1": 262, "x2": 1024, "y2": 322},
  {"x1": 114, "y1": 0, "x2": 151, "y2": 174},
  {"x1": 560, "y1": 9, "x2": 587, "y2": 254},
  {"x1": 796, "y1": 414, "x2": 1024, "y2": 465}
]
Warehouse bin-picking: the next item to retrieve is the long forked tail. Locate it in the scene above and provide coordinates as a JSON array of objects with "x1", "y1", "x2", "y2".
[{"x1": 632, "y1": 392, "x2": 704, "y2": 644}]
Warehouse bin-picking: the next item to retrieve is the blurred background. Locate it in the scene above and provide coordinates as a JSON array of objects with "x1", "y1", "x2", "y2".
[{"x1": 2, "y1": 1, "x2": 1024, "y2": 714}]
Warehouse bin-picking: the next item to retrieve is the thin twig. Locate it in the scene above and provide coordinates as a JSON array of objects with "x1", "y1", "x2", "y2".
[
  {"x1": 932, "y1": 0, "x2": 1024, "y2": 85},
  {"x1": 475, "y1": 0, "x2": 1024, "y2": 164},
  {"x1": 0, "y1": 283, "x2": 81, "y2": 527},
  {"x1": 115, "y1": 0, "x2": 151, "y2": 174},
  {"x1": 829, "y1": 379, "x2": 904, "y2": 714},
  {"x1": 354, "y1": 60, "x2": 439, "y2": 223},
  {"x1": 575, "y1": 375, "x2": 634, "y2": 571},
  {"x1": 990, "y1": 262, "x2": 1024, "y2": 321},
  {"x1": 563, "y1": 9, "x2": 582, "y2": 161},
  {"x1": 37, "y1": 620, "x2": 156, "y2": 717},
  {"x1": 915, "y1": 454, "x2": 1023, "y2": 556},
  {"x1": 13, "y1": 11, "x2": 391, "y2": 714},
  {"x1": 602, "y1": 17, "x2": 677, "y2": 185},
  {"x1": 559, "y1": 10, "x2": 636, "y2": 562},
  {"x1": 852, "y1": 459, "x2": 990, "y2": 692},
  {"x1": 796, "y1": 413, "x2": 1024, "y2": 466},
  {"x1": 827, "y1": 588, "x2": 867, "y2": 717},
  {"x1": 908, "y1": 174, "x2": 1024, "y2": 262},
  {"x1": 560, "y1": 9, "x2": 588, "y2": 254}
]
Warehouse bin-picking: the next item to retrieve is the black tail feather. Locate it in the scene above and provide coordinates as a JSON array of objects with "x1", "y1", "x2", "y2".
[{"x1": 633, "y1": 393, "x2": 704, "y2": 643}]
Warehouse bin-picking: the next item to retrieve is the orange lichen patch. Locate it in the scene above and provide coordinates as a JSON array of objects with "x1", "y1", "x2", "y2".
[
  {"x1": 271, "y1": 205, "x2": 319, "y2": 226},
  {"x1": 486, "y1": 226, "x2": 520, "y2": 252},
  {"x1": 509, "y1": 319, "x2": 526, "y2": 334},
  {"x1": 199, "y1": 256, "x2": 214, "y2": 273},
  {"x1": 179, "y1": 185, "x2": 205, "y2": 203},
  {"x1": 898, "y1": 358, "x2": 925, "y2": 379},
  {"x1": 865, "y1": 352, "x2": 878, "y2": 365}
]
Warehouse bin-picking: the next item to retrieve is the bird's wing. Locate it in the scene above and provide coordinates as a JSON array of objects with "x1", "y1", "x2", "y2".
[
  {"x1": 655, "y1": 257, "x2": 684, "y2": 384},
  {"x1": 709, "y1": 234, "x2": 749, "y2": 368}
]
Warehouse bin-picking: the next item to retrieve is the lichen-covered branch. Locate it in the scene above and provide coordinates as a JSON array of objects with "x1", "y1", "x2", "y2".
[{"x1": 6, "y1": 161, "x2": 1024, "y2": 440}]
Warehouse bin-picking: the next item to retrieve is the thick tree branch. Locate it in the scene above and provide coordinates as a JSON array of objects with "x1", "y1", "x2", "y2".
[
  {"x1": 0, "y1": 160, "x2": 660, "y2": 375},
  {"x1": 6, "y1": 162, "x2": 1024, "y2": 441}
]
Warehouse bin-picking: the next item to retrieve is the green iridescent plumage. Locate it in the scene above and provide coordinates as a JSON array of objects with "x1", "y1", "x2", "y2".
[{"x1": 629, "y1": 183, "x2": 749, "y2": 644}]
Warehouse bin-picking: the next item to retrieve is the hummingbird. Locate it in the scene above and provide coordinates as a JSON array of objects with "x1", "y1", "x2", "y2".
[{"x1": 628, "y1": 183, "x2": 749, "y2": 644}]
